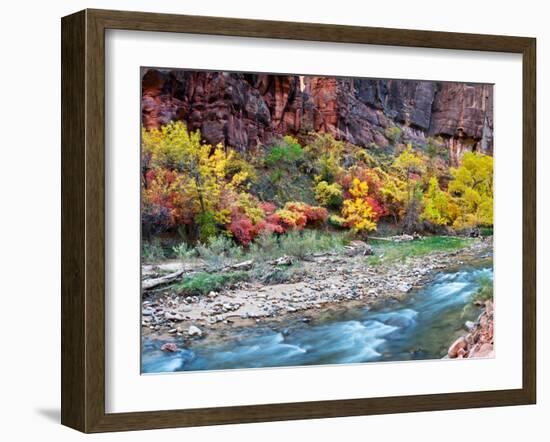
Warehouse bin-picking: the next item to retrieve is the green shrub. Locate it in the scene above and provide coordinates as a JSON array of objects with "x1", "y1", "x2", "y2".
[
  {"x1": 472, "y1": 275, "x2": 493, "y2": 304},
  {"x1": 196, "y1": 235, "x2": 243, "y2": 270},
  {"x1": 385, "y1": 126, "x2": 402, "y2": 144},
  {"x1": 479, "y1": 227, "x2": 494, "y2": 237},
  {"x1": 172, "y1": 242, "x2": 197, "y2": 260},
  {"x1": 142, "y1": 240, "x2": 166, "y2": 262},
  {"x1": 176, "y1": 271, "x2": 249, "y2": 296},
  {"x1": 196, "y1": 211, "x2": 218, "y2": 243},
  {"x1": 368, "y1": 236, "x2": 474, "y2": 264},
  {"x1": 249, "y1": 232, "x2": 279, "y2": 261},
  {"x1": 278, "y1": 230, "x2": 346, "y2": 259},
  {"x1": 265, "y1": 136, "x2": 304, "y2": 167},
  {"x1": 366, "y1": 255, "x2": 382, "y2": 266},
  {"x1": 278, "y1": 231, "x2": 310, "y2": 259},
  {"x1": 270, "y1": 169, "x2": 283, "y2": 183},
  {"x1": 251, "y1": 262, "x2": 306, "y2": 285}
]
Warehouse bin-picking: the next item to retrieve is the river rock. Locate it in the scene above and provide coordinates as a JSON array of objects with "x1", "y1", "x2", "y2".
[
  {"x1": 448, "y1": 336, "x2": 468, "y2": 358},
  {"x1": 397, "y1": 283, "x2": 412, "y2": 293},
  {"x1": 161, "y1": 343, "x2": 178, "y2": 352},
  {"x1": 469, "y1": 343, "x2": 494, "y2": 358},
  {"x1": 188, "y1": 325, "x2": 202, "y2": 337},
  {"x1": 165, "y1": 312, "x2": 185, "y2": 321},
  {"x1": 345, "y1": 240, "x2": 374, "y2": 257},
  {"x1": 271, "y1": 255, "x2": 294, "y2": 266}
]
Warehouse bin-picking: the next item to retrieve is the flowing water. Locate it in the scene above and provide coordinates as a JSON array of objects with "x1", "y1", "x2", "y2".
[{"x1": 141, "y1": 264, "x2": 493, "y2": 373}]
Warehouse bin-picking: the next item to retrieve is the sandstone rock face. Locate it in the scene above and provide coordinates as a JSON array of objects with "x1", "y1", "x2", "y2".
[
  {"x1": 141, "y1": 68, "x2": 493, "y2": 162},
  {"x1": 447, "y1": 300, "x2": 494, "y2": 359},
  {"x1": 448, "y1": 336, "x2": 468, "y2": 358}
]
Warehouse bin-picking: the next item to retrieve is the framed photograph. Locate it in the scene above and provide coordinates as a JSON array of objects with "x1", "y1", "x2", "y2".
[{"x1": 61, "y1": 9, "x2": 536, "y2": 433}]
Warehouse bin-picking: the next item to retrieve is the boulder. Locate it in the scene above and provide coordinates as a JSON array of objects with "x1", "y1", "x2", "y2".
[
  {"x1": 188, "y1": 325, "x2": 203, "y2": 337},
  {"x1": 397, "y1": 283, "x2": 412, "y2": 293},
  {"x1": 448, "y1": 336, "x2": 468, "y2": 358},
  {"x1": 160, "y1": 342, "x2": 178, "y2": 352}
]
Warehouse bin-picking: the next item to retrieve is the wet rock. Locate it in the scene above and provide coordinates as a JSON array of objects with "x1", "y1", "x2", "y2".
[
  {"x1": 448, "y1": 336, "x2": 468, "y2": 358},
  {"x1": 161, "y1": 343, "x2": 178, "y2": 352},
  {"x1": 188, "y1": 325, "x2": 202, "y2": 337},
  {"x1": 397, "y1": 283, "x2": 412, "y2": 293}
]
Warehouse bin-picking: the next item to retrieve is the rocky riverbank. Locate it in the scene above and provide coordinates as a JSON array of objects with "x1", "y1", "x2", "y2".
[
  {"x1": 142, "y1": 237, "x2": 492, "y2": 343},
  {"x1": 447, "y1": 300, "x2": 494, "y2": 359}
]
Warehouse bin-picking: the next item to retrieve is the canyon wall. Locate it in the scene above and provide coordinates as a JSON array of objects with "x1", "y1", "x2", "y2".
[{"x1": 141, "y1": 69, "x2": 493, "y2": 164}]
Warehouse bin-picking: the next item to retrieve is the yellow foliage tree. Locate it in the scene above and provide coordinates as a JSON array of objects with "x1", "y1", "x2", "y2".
[
  {"x1": 341, "y1": 178, "x2": 377, "y2": 234},
  {"x1": 448, "y1": 152, "x2": 493, "y2": 229},
  {"x1": 392, "y1": 144, "x2": 427, "y2": 229},
  {"x1": 421, "y1": 176, "x2": 452, "y2": 226},
  {"x1": 142, "y1": 121, "x2": 252, "y2": 236},
  {"x1": 315, "y1": 180, "x2": 343, "y2": 208},
  {"x1": 378, "y1": 168, "x2": 407, "y2": 224}
]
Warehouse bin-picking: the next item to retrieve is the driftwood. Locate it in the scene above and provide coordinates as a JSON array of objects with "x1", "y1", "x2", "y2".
[
  {"x1": 142, "y1": 269, "x2": 184, "y2": 290},
  {"x1": 370, "y1": 234, "x2": 420, "y2": 242},
  {"x1": 226, "y1": 259, "x2": 254, "y2": 271},
  {"x1": 143, "y1": 259, "x2": 255, "y2": 291},
  {"x1": 344, "y1": 240, "x2": 374, "y2": 256},
  {"x1": 269, "y1": 255, "x2": 294, "y2": 266}
]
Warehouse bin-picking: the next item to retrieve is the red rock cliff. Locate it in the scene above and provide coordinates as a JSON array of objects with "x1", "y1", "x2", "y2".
[{"x1": 142, "y1": 68, "x2": 493, "y2": 162}]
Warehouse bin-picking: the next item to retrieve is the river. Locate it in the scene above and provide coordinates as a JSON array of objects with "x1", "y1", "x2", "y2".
[{"x1": 141, "y1": 263, "x2": 493, "y2": 373}]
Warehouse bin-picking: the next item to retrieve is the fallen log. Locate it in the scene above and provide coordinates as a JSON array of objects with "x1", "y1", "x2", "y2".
[
  {"x1": 269, "y1": 255, "x2": 294, "y2": 266},
  {"x1": 226, "y1": 259, "x2": 254, "y2": 271},
  {"x1": 142, "y1": 269, "x2": 184, "y2": 290}
]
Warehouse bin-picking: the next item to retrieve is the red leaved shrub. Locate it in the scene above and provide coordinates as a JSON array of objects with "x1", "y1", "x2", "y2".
[{"x1": 228, "y1": 215, "x2": 255, "y2": 246}]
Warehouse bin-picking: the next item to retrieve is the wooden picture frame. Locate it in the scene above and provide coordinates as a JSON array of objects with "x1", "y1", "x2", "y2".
[{"x1": 61, "y1": 8, "x2": 536, "y2": 433}]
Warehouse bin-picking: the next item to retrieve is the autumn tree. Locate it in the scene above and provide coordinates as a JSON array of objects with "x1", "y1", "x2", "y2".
[
  {"x1": 448, "y1": 152, "x2": 493, "y2": 229},
  {"x1": 315, "y1": 181, "x2": 343, "y2": 208},
  {"x1": 141, "y1": 121, "x2": 252, "y2": 242},
  {"x1": 378, "y1": 170, "x2": 407, "y2": 225},
  {"x1": 303, "y1": 133, "x2": 344, "y2": 183},
  {"x1": 392, "y1": 144, "x2": 427, "y2": 232},
  {"x1": 421, "y1": 176, "x2": 452, "y2": 226},
  {"x1": 341, "y1": 178, "x2": 378, "y2": 235}
]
